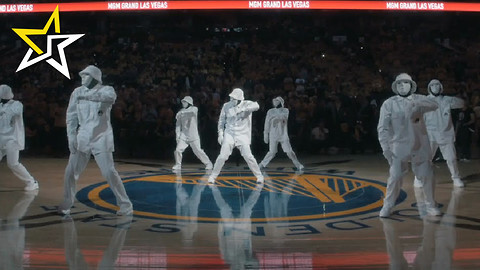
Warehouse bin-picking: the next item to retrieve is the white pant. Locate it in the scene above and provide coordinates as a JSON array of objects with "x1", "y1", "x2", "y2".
[
  {"x1": 381, "y1": 219, "x2": 408, "y2": 269},
  {"x1": 0, "y1": 192, "x2": 36, "y2": 270},
  {"x1": 174, "y1": 139, "x2": 211, "y2": 166},
  {"x1": 260, "y1": 139, "x2": 301, "y2": 168},
  {"x1": 430, "y1": 140, "x2": 461, "y2": 180},
  {"x1": 210, "y1": 137, "x2": 262, "y2": 180},
  {"x1": 0, "y1": 142, "x2": 35, "y2": 184},
  {"x1": 60, "y1": 151, "x2": 132, "y2": 213},
  {"x1": 63, "y1": 215, "x2": 131, "y2": 269},
  {"x1": 384, "y1": 156, "x2": 436, "y2": 209}
]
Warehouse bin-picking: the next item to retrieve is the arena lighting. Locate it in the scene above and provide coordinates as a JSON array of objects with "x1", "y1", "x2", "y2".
[{"x1": 2, "y1": 1, "x2": 480, "y2": 13}]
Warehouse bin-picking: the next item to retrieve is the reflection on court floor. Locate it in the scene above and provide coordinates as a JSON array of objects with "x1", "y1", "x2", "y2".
[{"x1": 1, "y1": 157, "x2": 479, "y2": 269}]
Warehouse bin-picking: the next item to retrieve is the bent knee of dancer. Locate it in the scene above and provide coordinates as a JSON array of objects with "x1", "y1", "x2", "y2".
[
  {"x1": 388, "y1": 172, "x2": 403, "y2": 182},
  {"x1": 282, "y1": 145, "x2": 293, "y2": 153},
  {"x1": 217, "y1": 153, "x2": 231, "y2": 161},
  {"x1": 7, "y1": 161, "x2": 21, "y2": 169},
  {"x1": 241, "y1": 153, "x2": 256, "y2": 161},
  {"x1": 215, "y1": 158, "x2": 228, "y2": 166},
  {"x1": 174, "y1": 148, "x2": 184, "y2": 154},
  {"x1": 415, "y1": 174, "x2": 432, "y2": 182},
  {"x1": 267, "y1": 150, "x2": 278, "y2": 156},
  {"x1": 101, "y1": 166, "x2": 119, "y2": 179},
  {"x1": 192, "y1": 148, "x2": 205, "y2": 156},
  {"x1": 445, "y1": 158, "x2": 457, "y2": 164},
  {"x1": 63, "y1": 171, "x2": 75, "y2": 181}
]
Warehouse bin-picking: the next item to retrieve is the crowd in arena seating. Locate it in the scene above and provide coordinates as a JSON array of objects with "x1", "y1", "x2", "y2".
[{"x1": 1, "y1": 11, "x2": 479, "y2": 161}]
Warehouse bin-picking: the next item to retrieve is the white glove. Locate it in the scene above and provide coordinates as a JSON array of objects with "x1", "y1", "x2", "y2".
[
  {"x1": 0, "y1": 107, "x2": 13, "y2": 120},
  {"x1": 0, "y1": 110, "x2": 8, "y2": 119},
  {"x1": 234, "y1": 105, "x2": 243, "y2": 114},
  {"x1": 68, "y1": 136, "x2": 78, "y2": 154},
  {"x1": 218, "y1": 131, "x2": 224, "y2": 145},
  {"x1": 403, "y1": 100, "x2": 419, "y2": 121},
  {"x1": 226, "y1": 107, "x2": 237, "y2": 117},
  {"x1": 175, "y1": 110, "x2": 184, "y2": 120},
  {"x1": 383, "y1": 149, "x2": 393, "y2": 165}
]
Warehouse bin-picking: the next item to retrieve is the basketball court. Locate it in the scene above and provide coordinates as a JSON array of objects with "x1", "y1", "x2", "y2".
[{"x1": 1, "y1": 153, "x2": 479, "y2": 269}]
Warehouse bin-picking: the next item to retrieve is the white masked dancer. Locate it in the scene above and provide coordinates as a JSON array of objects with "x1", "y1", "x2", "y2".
[
  {"x1": 259, "y1": 96, "x2": 303, "y2": 171},
  {"x1": 58, "y1": 65, "x2": 133, "y2": 216},
  {"x1": 377, "y1": 73, "x2": 441, "y2": 217},
  {"x1": 173, "y1": 96, "x2": 213, "y2": 171},
  {"x1": 0, "y1": 85, "x2": 38, "y2": 191},
  {"x1": 208, "y1": 88, "x2": 264, "y2": 183},
  {"x1": 415, "y1": 79, "x2": 464, "y2": 188}
]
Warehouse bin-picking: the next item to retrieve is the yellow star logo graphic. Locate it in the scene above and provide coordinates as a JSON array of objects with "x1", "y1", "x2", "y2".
[
  {"x1": 12, "y1": 5, "x2": 84, "y2": 78},
  {"x1": 12, "y1": 5, "x2": 60, "y2": 55}
]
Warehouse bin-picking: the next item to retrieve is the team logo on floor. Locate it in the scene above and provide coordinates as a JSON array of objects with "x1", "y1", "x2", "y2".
[{"x1": 77, "y1": 170, "x2": 405, "y2": 223}]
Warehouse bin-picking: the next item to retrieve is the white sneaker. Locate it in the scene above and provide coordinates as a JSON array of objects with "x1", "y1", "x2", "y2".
[
  {"x1": 58, "y1": 208, "x2": 71, "y2": 215},
  {"x1": 256, "y1": 176, "x2": 264, "y2": 183},
  {"x1": 453, "y1": 178, "x2": 465, "y2": 188},
  {"x1": 205, "y1": 163, "x2": 213, "y2": 170},
  {"x1": 208, "y1": 176, "x2": 215, "y2": 184},
  {"x1": 297, "y1": 164, "x2": 304, "y2": 171},
  {"x1": 24, "y1": 180, "x2": 39, "y2": 191},
  {"x1": 426, "y1": 207, "x2": 441, "y2": 216},
  {"x1": 413, "y1": 178, "x2": 423, "y2": 188},
  {"x1": 172, "y1": 165, "x2": 181, "y2": 171},
  {"x1": 379, "y1": 206, "x2": 393, "y2": 218}
]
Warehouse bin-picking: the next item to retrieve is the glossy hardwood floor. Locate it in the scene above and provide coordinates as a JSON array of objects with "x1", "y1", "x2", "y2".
[{"x1": 1, "y1": 154, "x2": 479, "y2": 269}]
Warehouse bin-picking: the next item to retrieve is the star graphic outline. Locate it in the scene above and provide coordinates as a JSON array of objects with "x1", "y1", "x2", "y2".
[
  {"x1": 12, "y1": 5, "x2": 60, "y2": 55},
  {"x1": 46, "y1": 34, "x2": 85, "y2": 79},
  {"x1": 12, "y1": 5, "x2": 84, "y2": 79}
]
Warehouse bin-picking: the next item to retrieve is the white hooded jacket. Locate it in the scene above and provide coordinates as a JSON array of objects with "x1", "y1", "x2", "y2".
[
  {"x1": 66, "y1": 84, "x2": 116, "y2": 154},
  {"x1": 264, "y1": 107, "x2": 289, "y2": 142},
  {"x1": 0, "y1": 100, "x2": 25, "y2": 150},
  {"x1": 0, "y1": 85, "x2": 24, "y2": 150},
  {"x1": 377, "y1": 94, "x2": 438, "y2": 162},
  {"x1": 218, "y1": 100, "x2": 259, "y2": 146},
  {"x1": 175, "y1": 106, "x2": 200, "y2": 142},
  {"x1": 424, "y1": 83, "x2": 464, "y2": 144}
]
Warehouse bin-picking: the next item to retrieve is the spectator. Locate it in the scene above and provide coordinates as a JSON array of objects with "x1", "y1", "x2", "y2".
[{"x1": 456, "y1": 100, "x2": 476, "y2": 162}]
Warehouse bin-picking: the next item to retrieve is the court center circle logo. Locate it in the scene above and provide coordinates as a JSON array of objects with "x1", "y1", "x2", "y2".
[{"x1": 76, "y1": 170, "x2": 406, "y2": 223}]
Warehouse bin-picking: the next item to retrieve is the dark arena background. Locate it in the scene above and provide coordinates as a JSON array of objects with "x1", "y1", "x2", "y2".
[{"x1": 1, "y1": 1, "x2": 480, "y2": 269}]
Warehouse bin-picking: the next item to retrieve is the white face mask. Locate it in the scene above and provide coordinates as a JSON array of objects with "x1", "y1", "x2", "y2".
[
  {"x1": 181, "y1": 101, "x2": 188, "y2": 108},
  {"x1": 430, "y1": 84, "x2": 441, "y2": 95},
  {"x1": 230, "y1": 97, "x2": 240, "y2": 106},
  {"x1": 396, "y1": 81, "x2": 412, "y2": 96},
  {"x1": 272, "y1": 99, "x2": 280, "y2": 108},
  {"x1": 81, "y1": 74, "x2": 93, "y2": 87}
]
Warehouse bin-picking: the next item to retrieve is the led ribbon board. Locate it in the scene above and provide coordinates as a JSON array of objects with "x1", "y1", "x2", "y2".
[{"x1": 1, "y1": 1, "x2": 480, "y2": 13}]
